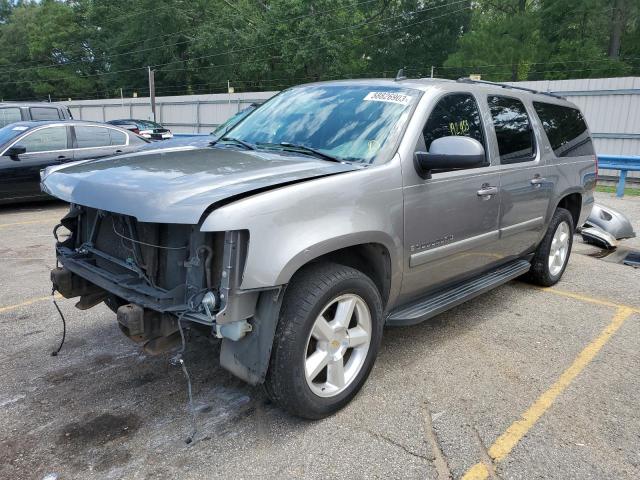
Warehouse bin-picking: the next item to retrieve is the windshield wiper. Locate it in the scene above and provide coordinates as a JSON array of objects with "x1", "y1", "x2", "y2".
[
  {"x1": 256, "y1": 142, "x2": 341, "y2": 162},
  {"x1": 209, "y1": 136, "x2": 255, "y2": 150}
]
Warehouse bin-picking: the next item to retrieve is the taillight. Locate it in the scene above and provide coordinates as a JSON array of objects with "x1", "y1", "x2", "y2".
[{"x1": 594, "y1": 155, "x2": 598, "y2": 185}]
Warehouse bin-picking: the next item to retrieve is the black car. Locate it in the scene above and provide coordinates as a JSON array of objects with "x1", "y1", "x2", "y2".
[
  {"x1": 136, "y1": 103, "x2": 262, "y2": 152},
  {"x1": 0, "y1": 120, "x2": 149, "y2": 204},
  {"x1": 107, "y1": 119, "x2": 172, "y2": 140},
  {"x1": 0, "y1": 102, "x2": 73, "y2": 128}
]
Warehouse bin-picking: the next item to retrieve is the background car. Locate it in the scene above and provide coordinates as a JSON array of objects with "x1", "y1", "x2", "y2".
[
  {"x1": 0, "y1": 102, "x2": 73, "y2": 128},
  {"x1": 136, "y1": 102, "x2": 262, "y2": 152},
  {"x1": 210, "y1": 103, "x2": 260, "y2": 140},
  {"x1": 107, "y1": 119, "x2": 172, "y2": 140},
  {"x1": 0, "y1": 120, "x2": 149, "y2": 204}
]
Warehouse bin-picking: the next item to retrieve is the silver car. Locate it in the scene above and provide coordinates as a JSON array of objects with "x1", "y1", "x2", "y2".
[{"x1": 42, "y1": 78, "x2": 596, "y2": 418}]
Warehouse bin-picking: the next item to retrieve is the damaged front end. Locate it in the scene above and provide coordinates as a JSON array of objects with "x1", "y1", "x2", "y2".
[{"x1": 51, "y1": 204, "x2": 274, "y2": 382}]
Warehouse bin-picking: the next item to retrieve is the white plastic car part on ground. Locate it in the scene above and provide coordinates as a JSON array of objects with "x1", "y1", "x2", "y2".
[
  {"x1": 580, "y1": 226, "x2": 618, "y2": 249},
  {"x1": 584, "y1": 204, "x2": 636, "y2": 240}
]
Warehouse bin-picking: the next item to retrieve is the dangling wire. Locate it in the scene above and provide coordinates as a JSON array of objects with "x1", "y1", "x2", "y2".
[
  {"x1": 170, "y1": 313, "x2": 197, "y2": 444},
  {"x1": 50, "y1": 287, "x2": 66, "y2": 356}
]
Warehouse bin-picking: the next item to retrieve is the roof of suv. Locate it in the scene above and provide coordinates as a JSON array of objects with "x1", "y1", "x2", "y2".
[
  {"x1": 297, "y1": 77, "x2": 576, "y2": 107},
  {"x1": 0, "y1": 102, "x2": 69, "y2": 108},
  {"x1": 2, "y1": 120, "x2": 130, "y2": 129}
]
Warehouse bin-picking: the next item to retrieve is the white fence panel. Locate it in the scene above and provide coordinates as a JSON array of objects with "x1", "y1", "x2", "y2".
[{"x1": 65, "y1": 78, "x2": 639, "y2": 180}]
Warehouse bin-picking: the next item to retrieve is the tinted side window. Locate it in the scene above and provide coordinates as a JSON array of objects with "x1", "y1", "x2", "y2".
[
  {"x1": 128, "y1": 134, "x2": 148, "y2": 145},
  {"x1": 533, "y1": 102, "x2": 594, "y2": 157},
  {"x1": 75, "y1": 126, "x2": 111, "y2": 148},
  {"x1": 30, "y1": 107, "x2": 62, "y2": 120},
  {"x1": 109, "y1": 129, "x2": 127, "y2": 146},
  {"x1": 423, "y1": 93, "x2": 485, "y2": 152},
  {"x1": 20, "y1": 127, "x2": 68, "y2": 152},
  {"x1": 0, "y1": 107, "x2": 22, "y2": 127},
  {"x1": 488, "y1": 96, "x2": 535, "y2": 163}
]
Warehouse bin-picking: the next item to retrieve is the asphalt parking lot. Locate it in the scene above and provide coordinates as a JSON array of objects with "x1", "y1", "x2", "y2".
[{"x1": 1, "y1": 192, "x2": 639, "y2": 480}]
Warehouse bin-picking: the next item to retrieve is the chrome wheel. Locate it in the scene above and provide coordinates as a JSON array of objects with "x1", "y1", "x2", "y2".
[
  {"x1": 548, "y1": 220, "x2": 570, "y2": 276},
  {"x1": 304, "y1": 294, "x2": 371, "y2": 398}
]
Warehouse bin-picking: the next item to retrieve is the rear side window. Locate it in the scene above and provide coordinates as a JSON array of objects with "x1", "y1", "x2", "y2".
[
  {"x1": 423, "y1": 93, "x2": 485, "y2": 151},
  {"x1": 109, "y1": 129, "x2": 127, "y2": 146},
  {"x1": 29, "y1": 107, "x2": 62, "y2": 120},
  {"x1": 0, "y1": 107, "x2": 22, "y2": 127},
  {"x1": 20, "y1": 126, "x2": 68, "y2": 152},
  {"x1": 533, "y1": 102, "x2": 595, "y2": 157},
  {"x1": 128, "y1": 134, "x2": 148, "y2": 145},
  {"x1": 75, "y1": 126, "x2": 111, "y2": 148},
  {"x1": 488, "y1": 96, "x2": 535, "y2": 163}
]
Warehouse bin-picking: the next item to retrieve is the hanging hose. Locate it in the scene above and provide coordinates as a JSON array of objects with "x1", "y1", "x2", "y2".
[
  {"x1": 50, "y1": 287, "x2": 66, "y2": 356},
  {"x1": 170, "y1": 313, "x2": 198, "y2": 444},
  {"x1": 197, "y1": 245, "x2": 213, "y2": 290}
]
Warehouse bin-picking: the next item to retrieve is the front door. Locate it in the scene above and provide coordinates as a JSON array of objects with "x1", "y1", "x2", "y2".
[
  {"x1": 0, "y1": 125, "x2": 71, "y2": 201},
  {"x1": 400, "y1": 92, "x2": 502, "y2": 303},
  {"x1": 484, "y1": 95, "x2": 552, "y2": 257}
]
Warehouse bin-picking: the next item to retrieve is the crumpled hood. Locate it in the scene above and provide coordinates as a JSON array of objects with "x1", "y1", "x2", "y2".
[{"x1": 41, "y1": 147, "x2": 360, "y2": 224}]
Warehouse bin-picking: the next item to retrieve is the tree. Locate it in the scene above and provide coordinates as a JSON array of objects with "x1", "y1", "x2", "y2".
[{"x1": 444, "y1": 0, "x2": 540, "y2": 81}]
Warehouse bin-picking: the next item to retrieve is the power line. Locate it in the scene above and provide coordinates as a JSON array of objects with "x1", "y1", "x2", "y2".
[
  {"x1": 0, "y1": 0, "x2": 383, "y2": 75},
  {"x1": 152, "y1": 0, "x2": 469, "y2": 70},
  {"x1": 434, "y1": 57, "x2": 640, "y2": 70},
  {"x1": 0, "y1": 0, "x2": 467, "y2": 88}
]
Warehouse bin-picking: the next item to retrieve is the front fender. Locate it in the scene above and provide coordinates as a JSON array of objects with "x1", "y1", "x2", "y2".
[{"x1": 200, "y1": 159, "x2": 404, "y2": 291}]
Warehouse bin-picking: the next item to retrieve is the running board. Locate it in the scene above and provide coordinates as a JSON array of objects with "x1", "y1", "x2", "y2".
[{"x1": 386, "y1": 259, "x2": 531, "y2": 327}]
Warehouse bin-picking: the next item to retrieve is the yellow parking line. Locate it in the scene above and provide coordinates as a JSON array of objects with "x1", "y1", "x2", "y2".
[
  {"x1": 461, "y1": 306, "x2": 636, "y2": 480},
  {"x1": 0, "y1": 219, "x2": 55, "y2": 229},
  {"x1": 539, "y1": 286, "x2": 639, "y2": 312},
  {"x1": 0, "y1": 294, "x2": 61, "y2": 314}
]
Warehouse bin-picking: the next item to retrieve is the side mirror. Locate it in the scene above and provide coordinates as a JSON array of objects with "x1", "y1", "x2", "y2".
[
  {"x1": 414, "y1": 136, "x2": 486, "y2": 179},
  {"x1": 5, "y1": 145, "x2": 26, "y2": 161}
]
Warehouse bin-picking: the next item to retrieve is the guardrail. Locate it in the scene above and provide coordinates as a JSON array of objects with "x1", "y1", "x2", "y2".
[{"x1": 598, "y1": 155, "x2": 640, "y2": 197}]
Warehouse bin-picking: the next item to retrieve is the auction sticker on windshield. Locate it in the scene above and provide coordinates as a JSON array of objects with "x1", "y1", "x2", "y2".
[{"x1": 364, "y1": 91, "x2": 412, "y2": 105}]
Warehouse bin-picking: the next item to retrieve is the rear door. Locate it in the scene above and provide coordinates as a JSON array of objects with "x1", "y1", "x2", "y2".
[
  {"x1": 0, "y1": 107, "x2": 23, "y2": 128},
  {"x1": 485, "y1": 95, "x2": 553, "y2": 257},
  {"x1": 29, "y1": 106, "x2": 63, "y2": 121},
  {"x1": 71, "y1": 125, "x2": 130, "y2": 161},
  {"x1": 0, "y1": 125, "x2": 71, "y2": 200},
  {"x1": 400, "y1": 92, "x2": 502, "y2": 302}
]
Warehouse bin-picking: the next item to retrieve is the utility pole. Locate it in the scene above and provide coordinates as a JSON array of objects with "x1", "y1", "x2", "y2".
[
  {"x1": 120, "y1": 88, "x2": 124, "y2": 106},
  {"x1": 430, "y1": 66, "x2": 434, "y2": 78},
  {"x1": 148, "y1": 66, "x2": 156, "y2": 122}
]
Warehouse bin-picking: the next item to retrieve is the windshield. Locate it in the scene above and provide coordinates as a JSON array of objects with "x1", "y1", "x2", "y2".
[
  {"x1": 226, "y1": 84, "x2": 420, "y2": 163},
  {"x1": 211, "y1": 105, "x2": 256, "y2": 138},
  {"x1": 0, "y1": 124, "x2": 28, "y2": 146}
]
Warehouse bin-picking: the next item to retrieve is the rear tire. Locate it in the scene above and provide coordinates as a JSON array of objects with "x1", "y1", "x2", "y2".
[
  {"x1": 525, "y1": 207, "x2": 574, "y2": 286},
  {"x1": 264, "y1": 262, "x2": 383, "y2": 419}
]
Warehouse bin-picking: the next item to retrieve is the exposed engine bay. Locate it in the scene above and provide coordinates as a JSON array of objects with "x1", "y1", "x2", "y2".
[{"x1": 51, "y1": 204, "x2": 265, "y2": 359}]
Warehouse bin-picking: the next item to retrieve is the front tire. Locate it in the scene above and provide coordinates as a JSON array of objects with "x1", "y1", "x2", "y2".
[
  {"x1": 264, "y1": 262, "x2": 383, "y2": 419},
  {"x1": 525, "y1": 207, "x2": 574, "y2": 286}
]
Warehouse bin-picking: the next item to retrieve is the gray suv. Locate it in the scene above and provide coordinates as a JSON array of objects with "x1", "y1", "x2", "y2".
[{"x1": 42, "y1": 78, "x2": 596, "y2": 418}]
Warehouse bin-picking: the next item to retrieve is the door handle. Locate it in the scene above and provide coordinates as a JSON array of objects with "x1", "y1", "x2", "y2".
[
  {"x1": 530, "y1": 176, "x2": 546, "y2": 187},
  {"x1": 477, "y1": 185, "x2": 498, "y2": 198},
  {"x1": 115, "y1": 149, "x2": 123, "y2": 154},
  {"x1": 56, "y1": 155, "x2": 68, "y2": 163}
]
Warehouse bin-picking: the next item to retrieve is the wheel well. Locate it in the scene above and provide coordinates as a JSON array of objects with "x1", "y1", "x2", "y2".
[
  {"x1": 557, "y1": 193, "x2": 582, "y2": 228},
  {"x1": 307, "y1": 243, "x2": 392, "y2": 308}
]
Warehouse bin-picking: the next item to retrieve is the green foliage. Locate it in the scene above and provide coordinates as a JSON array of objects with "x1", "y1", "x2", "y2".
[
  {"x1": 444, "y1": 0, "x2": 640, "y2": 81},
  {"x1": 0, "y1": 0, "x2": 637, "y2": 101}
]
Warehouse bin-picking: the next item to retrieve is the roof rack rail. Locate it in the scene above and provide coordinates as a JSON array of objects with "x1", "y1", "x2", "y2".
[{"x1": 456, "y1": 77, "x2": 564, "y2": 99}]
